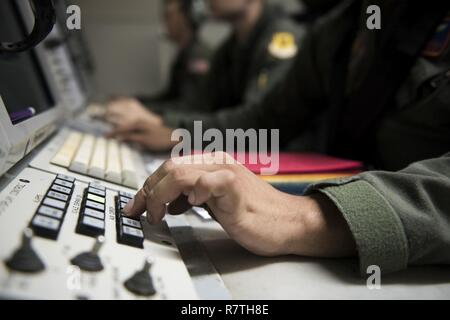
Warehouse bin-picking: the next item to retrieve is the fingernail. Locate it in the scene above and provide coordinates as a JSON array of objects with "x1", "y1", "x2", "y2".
[
  {"x1": 123, "y1": 198, "x2": 135, "y2": 216},
  {"x1": 147, "y1": 213, "x2": 153, "y2": 224}
]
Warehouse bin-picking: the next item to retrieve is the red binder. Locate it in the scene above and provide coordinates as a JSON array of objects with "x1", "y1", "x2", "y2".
[{"x1": 236, "y1": 152, "x2": 363, "y2": 175}]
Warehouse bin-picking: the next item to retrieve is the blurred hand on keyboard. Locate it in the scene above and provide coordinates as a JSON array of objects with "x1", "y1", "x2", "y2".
[
  {"x1": 105, "y1": 98, "x2": 176, "y2": 152},
  {"x1": 123, "y1": 152, "x2": 356, "y2": 258},
  {"x1": 105, "y1": 97, "x2": 152, "y2": 129}
]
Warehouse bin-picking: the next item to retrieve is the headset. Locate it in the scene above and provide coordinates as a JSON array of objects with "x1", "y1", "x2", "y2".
[{"x1": 0, "y1": 0, "x2": 56, "y2": 53}]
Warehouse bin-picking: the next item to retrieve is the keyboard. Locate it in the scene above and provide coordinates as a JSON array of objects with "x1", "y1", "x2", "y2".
[
  {"x1": 0, "y1": 168, "x2": 198, "y2": 299},
  {"x1": 50, "y1": 130, "x2": 139, "y2": 189}
]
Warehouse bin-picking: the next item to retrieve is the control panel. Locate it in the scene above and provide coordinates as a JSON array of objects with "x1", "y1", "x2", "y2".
[{"x1": 0, "y1": 168, "x2": 198, "y2": 299}]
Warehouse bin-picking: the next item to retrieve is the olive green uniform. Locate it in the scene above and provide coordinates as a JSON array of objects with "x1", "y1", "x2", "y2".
[
  {"x1": 140, "y1": 38, "x2": 212, "y2": 113},
  {"x1": 161, "y1": 4, "x2": 305, "y2": 131},
  {"x1": 239, "y1": 1, "x2": 450, "y2": 274},
  {"x1": 159, "y1": 1, "x2": 450, "y2": 274}
]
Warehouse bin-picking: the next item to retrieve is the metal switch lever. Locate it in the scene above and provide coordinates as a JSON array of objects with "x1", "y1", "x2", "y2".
[
  {"x1": 70, "y1": 236, "x2": 105, "y2": 272},
  {"x1": 5, "y1": 228, "x2": 45, "y2": 273},
  {"x1": 124, "y1": 258, "x2": 157, "y2": 297}
]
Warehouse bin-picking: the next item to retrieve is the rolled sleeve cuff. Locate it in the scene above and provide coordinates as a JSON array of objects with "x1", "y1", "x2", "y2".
[{"x1": 306, "y1": 179, "x2": 409, "y2": 275}]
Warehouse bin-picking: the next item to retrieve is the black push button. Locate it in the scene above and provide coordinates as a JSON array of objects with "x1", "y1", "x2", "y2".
[
  {"x1": 87, "y1": 193, "x2": 105, "y2": 204},
  {"x1": 57, "y1": 174, "x2": 76, "y2": 183},
  {"x1": 76, "y1": 187, "x2": 107, "y2": 239},
  {"x1": 115, "y1": 194, "x2": 144, "y2": 248},
  {"x1": 121, "y1": 217, "x2": 142, "y2": 229},
  {"x1": 120, "y1": 196, "x2": 131, "y2": 204},
  {"x1": 90, "y1": 183, "x2": 106, "y2": 192},
  {"x1": 43, "y1": 197, "x2": 67, "y2": 210},
  {"x1": 31, "y1": 215, "x2": 61, "y2": 240},
  {"x1": 83, "y1": 207, "x2": 105, "y2": 220},
  {"x1": 54, "y1": 179, "x2": 74, "y2": 189},
  {"x1": 47, "y1": 191, "x2": 69, "y2": 202},
  {"x1": 119, "y1": 226, "x2": 144, "y2": 248},
  {"x1": 119, "y1": 191, "x2": 134, "y2": 199},
  {"x1": 76, "y1": 216, "x2": 105, "y2": 237},
  {"x1": 38, "y1": 205, "x2": 64, "y2": 220},
  {"x1": 51, "y1": 184, "x2": 71, "y2": 195},
  {"x1": 85, "y1": 200, "x2": 105, "y2": 212},
  {"x1": 29, "y1": 177, "x2": 74, "y2": 241},
  {"x1": 88, "y1": 187, "x2": 106, "y2": 197}
]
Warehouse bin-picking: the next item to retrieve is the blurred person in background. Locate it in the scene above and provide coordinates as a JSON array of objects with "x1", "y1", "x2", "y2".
[
  {"x1": 106, "y1": 0, "x2": 305, "y2": 151},
  {"x1": 107, "y1": 0, "x2": 212, "y2": 122},
  {"x1": 124, "y1": 1, "x2": 450, "y2": 277}
]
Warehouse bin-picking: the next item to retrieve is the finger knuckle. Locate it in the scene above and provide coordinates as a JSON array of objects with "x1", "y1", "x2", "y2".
[
  {"x1": 171, "y1": 167, "x2": 187, "y2": 181},
  {"x1": 162, "y1": 159, "x2": 175, "y2": 173}
]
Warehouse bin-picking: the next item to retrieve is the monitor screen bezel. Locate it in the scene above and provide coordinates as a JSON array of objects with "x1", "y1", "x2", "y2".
[{"x1": 0, "y1": 0, "x2": 65, "y2": 175}]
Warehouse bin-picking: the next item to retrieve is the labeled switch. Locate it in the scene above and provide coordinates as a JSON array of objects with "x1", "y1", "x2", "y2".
[
  {"x1": 54, "y1": 179, "x2": 74, "y2": 189},
  {"x1": 76, "y1": 186, "x2": 107, "y2": 238},
  {"x1": 85, "y1": 200, "x2": 105, "y2": 212},
  {"x1": 76, "y1": 216, "x2": 105, "y2": 237},
  {"x1": 88, "y1": 187, "x2": 106, "y2": 197},
  {"x1": 29, "y1": 176, "x2": 75, "y2": 240},
  {"x1": 119, "y1": 225, "x2": 144, "y2": 249},
  {"x1": 31, "y1": 214, "x2": 61, "y2": 240},
  {"x1": 115, "y1": 193, "x2": 144, "y2": 249},
  {"x1": 87, "y1": 193, "x2": 105, "y2": 204}
]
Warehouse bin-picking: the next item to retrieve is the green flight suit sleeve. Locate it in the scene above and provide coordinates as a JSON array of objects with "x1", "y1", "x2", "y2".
[
  {"x1": 305, "y1": 153, "x2": 450, "y2": 275},
  {"x1": 162, "y1": 1, "x2": 357, "y2": 148}
]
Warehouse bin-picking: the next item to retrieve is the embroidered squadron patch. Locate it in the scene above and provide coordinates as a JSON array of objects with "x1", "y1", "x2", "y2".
[{"x1": 268, "y1": 32, "x2": 298, "y2": 59}]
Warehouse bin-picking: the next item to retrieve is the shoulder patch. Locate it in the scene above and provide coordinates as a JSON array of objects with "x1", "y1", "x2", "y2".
[{"x1": 268, "y1": 32, "x2": 298, "y2": 60}]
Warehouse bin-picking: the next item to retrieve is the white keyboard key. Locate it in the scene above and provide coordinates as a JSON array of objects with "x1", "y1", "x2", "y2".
[
  {"x1": 120, "y1": 144, "x2": 138, "y2": 189},
  {"x1": 88, "y1": 137, "x2": 107, "y2": 179},
  {"x1": 51, "y1": 132, "x2": 82, "y2": 168},
  {"x1": 105, "y1": 140, "x2": 122, "y2": 184},
  {"x1": 70, "y1": 134, "x2": 95, "y2": 174}
]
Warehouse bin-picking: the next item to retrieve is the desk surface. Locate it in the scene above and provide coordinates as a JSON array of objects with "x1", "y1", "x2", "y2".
[{"x1": 185, "y1": 214, "x2": 450, "y2": 300}]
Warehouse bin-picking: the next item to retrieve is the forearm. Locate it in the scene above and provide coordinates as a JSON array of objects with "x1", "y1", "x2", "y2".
[{"x1": 281, "y1": 194, "x2": 357, "y2": 258}]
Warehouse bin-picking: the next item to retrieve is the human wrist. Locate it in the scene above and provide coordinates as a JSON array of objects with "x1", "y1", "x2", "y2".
[{"x1": 281, "y1": 194, "x2": 356, "y2": 258}]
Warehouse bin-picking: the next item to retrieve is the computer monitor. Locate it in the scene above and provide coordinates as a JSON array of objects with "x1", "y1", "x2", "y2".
[{"x1": 0, "y1": 0, "x2": 64, "y2": 176}]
